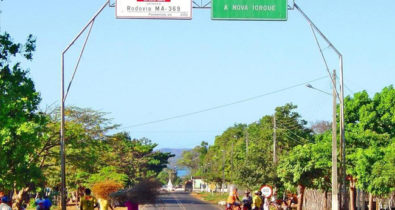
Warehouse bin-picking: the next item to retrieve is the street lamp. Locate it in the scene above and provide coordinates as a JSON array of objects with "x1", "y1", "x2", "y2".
[
  {"x1": 306, "y1": 70, "x2": 338, "y2": 210},
  {"x1": 306, "y1": 84, "x2": 331, "y2": 96}
]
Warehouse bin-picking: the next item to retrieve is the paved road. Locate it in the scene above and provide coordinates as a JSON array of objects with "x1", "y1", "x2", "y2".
[{"x1": 141, "y1": 191, "x2": 221, "y2": 210}]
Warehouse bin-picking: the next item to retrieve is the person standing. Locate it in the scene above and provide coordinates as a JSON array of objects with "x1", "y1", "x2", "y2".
[
  {"x1": 258, "y1": 191, "x2": 264, "y2": 210},
  {"x1": 125, "y1": 200, "x2": 138, "y2": 210},
  {"x1": 43, "y1": 196, "x2": 52, "y2": 210},
  {"x1": 252, "y1": 191, "x2": 262, "y2": 210},
  {"x1": 242, "y1": 191, "x2": 252, "y2": 210},
  {"x1": 0, "y1": 196, "x2": 12, "y2": 210},
  {"x1": 35, "y1": 195, "x2": 45, "y2": 210},
  {"x1": 98, "y1": 198, "x2": 113, "y2": 210},
  {"x1": 80, "y1": 189, "x2": 97, "y2": 210},
  {"x1": 227, "y1": 188, "x2": 241, "y2": 209}
]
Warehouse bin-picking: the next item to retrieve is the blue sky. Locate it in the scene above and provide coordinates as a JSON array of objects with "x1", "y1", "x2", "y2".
[{"x1": 1, "y1": 0, "x2": 394, "y2": 148}]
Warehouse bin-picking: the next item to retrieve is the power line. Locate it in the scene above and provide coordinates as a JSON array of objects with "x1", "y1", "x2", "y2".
[
  {"x1": 276, "y1": 123, "x2": 311, "y2": 143},
  {"x1": 281, "y1": 132, "x2": 305, "y2": 145},
  {"x1": 275, "y1": 119, "x2": 310, "y2": 131},
  {"x1": 120, "y1": 75, "x2": 328, "y2": 129},
  {"x1": 275, "y1": 119, "x2": 304, "y2": 128},
  {"x1": 335, "y1": 75, "x2": 355, "y2": 95},
  {"x1": 277, "y1": 124, "x2": 302, "y2": 131},
  {"x1": 277, "y1": 127, "x2": 310, "y2": 144}
]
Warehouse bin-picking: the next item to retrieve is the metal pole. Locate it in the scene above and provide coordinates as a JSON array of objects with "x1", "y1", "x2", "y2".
[
  {"x1": 294, "y1": 3, "x2": 346, "y2": 208},
  {"x1": 293, "y1": 3, "x2": 341, "y2": 55},
  {"x1": 273, "y1": 114, "x2": 277, "y2": 164},
  {"x1": 62, "y1": 0, "x2": 110, "y2": 54},
  {"x1": 60, "y1": 2, "x2": 109, "y2": 210},
  {"x1": 332, "y1": 70, "x2": 339, "y2": 210},
  {"x1": 60, "y1": 54, "x2": 66, "y2": 210},
  {"x1": 339, "y1": 55, "x2": 346, "y2": 210}
]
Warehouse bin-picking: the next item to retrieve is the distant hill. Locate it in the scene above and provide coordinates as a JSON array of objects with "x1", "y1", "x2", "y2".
[{"x1": 159, "y1": 148, "x2": 190, "y2": 168}]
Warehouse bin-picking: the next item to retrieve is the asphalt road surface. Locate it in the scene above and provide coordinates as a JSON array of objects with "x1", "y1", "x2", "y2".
[{"x1": 141, "y1": 191, "x2": 221, "y2": 210}]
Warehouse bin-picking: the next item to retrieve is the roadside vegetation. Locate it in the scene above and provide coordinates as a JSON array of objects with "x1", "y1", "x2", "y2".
[
  {"x1": 0, "y1": 32, "x2": 173, "y2": 209},
  {"x1": 177, "y1": 88, "x2": 394, "y2": 210},
  {"x1": 1, "y1": 29, "x2": 394, "y2": 210},
  {"x1": 192, "y1": 191, "x2": 228, "y2": 204}
]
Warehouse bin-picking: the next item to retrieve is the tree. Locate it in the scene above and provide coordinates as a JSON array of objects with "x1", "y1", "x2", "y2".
[
  {"x1": 40, "y1": 107, "x2": 118, "y2": 191},
  {"x1": 201, "y1": 103, "x2": 312, "y2": 193},
  {"x1": 370, "y1": 142, "x2": 395, "y2": 196},
  {"x1": 277, "y1": 135, "x2": 331, "y2": 210},
  {"x1": 101, "y1": 133, "x2": 174, "y2": 185},
  {"x1": 177, "y1": 141, "x2": 208, "y2": 176},
  {"x1": 344, "y1": 86, "x2": 394, "y2": 210},
  {"x1": 310, "y1": 120, "x2": 331, "y2": 134},
  {"x1": 37, "y1": 107, "x2": 174, "y2": 204},
  {"x1": 0, "y1": 32, "x2": 45, "y2": 209},
  {"x1": 87, "y1": 166, "x2": 128, "y2": 187},
  {"x1": 157, "y1": 169, "x2": 170, "y2": 185}
]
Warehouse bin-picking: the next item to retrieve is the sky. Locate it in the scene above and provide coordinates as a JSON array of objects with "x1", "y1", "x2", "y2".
[{"x1": 1, "y1": 0, "x2": 394, "y2": 149}]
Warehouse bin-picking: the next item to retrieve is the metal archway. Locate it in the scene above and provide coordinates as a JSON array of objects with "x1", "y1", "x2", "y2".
[{"x1": 60, "y1": 1, "x2": 345, "y2": 209}]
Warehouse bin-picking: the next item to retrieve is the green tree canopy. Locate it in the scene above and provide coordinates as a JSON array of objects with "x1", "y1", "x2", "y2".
[{"x1": 0, "y1": 32, "x2": 45, "y2": 192}]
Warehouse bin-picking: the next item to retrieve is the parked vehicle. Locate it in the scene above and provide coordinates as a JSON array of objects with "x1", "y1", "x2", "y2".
[{"x1": 184, "y1": 180, "x2": 193, "y2": 192}]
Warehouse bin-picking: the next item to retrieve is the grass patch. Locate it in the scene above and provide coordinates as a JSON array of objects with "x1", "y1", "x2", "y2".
[{"x1": 192, "y1": 192, "x2": 228, "y2": 204}]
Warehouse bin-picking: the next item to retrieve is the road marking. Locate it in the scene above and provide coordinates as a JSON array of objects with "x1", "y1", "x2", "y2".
[
  {"x1": 173, "y1": 194, "x2": 186, "y2": 210},
  {"x1": 140, "y1": 198, "x2": 166, "y2": 210}
]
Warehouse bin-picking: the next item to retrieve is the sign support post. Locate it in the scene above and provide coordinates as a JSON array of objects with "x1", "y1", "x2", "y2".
[
  {"x1": 293, "y1": 3, "x2": 345, "y2": 210},
  {"x1": 60, "y1": 1, "x2": 110, "y2": 210}
]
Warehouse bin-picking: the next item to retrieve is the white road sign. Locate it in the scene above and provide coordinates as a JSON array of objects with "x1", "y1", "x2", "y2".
[
  {"x1": 260, "y1": 185, "x2": 273, "y2": 198},
  {"x1": 116, "y1": 0, "x2": 192, "y2": 19}
]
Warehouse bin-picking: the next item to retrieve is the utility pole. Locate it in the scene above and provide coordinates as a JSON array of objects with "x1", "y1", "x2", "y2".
[
  {"x1": 231, "y1": 138, "x2": 234, "y2": 182},
  {"x1": 273, "y1": 114, "x2": 278, "y2": 201},
  {"x1": 273, "y1": 114, "x2": 277, "y2": 164},
  {"x1": 222, "y1": 149, "x2": 225, "y2": 194},
  {"x1": 245, "y1": 128, "x2": 249, "y2": 156},
  {"x1": 332, "y1": 70, "x2": 339, "y2": 210}
]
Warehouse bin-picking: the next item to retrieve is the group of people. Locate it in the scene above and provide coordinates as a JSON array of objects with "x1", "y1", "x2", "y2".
[
  {"x1": 226, "y1": 188, "x2": 268, "y2": 210},
  {"x1": 35, "y1": 195, "x2": 52, "y2": 210},
  {"x1": 0, "y1": 188, "x2": 137, "y2": 210},
  {"x1": 226, "y1": 188, "x2": 296, "y2": 210},
  {"x1": 79, "y1": 188, "x2": 138, "y2": 210},
  {"x1": 78, "y1": 188, "x2": 114, "y2": 210},
  {"x1": 0, "y1": 194, "x2": 51, "y2": 210}
]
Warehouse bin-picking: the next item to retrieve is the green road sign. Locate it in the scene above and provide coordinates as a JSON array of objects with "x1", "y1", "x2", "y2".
[{"x1": 212, "y1": 0, "x2": 287, "y2": 20}]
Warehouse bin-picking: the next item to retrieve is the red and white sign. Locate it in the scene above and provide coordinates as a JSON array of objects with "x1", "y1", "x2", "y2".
[
  {"x1": 116, "y1": 0, "x2": 192, "y2": 19},
  {"x1": 260, "y1": 185, "x2": 273, "y2": 198}
]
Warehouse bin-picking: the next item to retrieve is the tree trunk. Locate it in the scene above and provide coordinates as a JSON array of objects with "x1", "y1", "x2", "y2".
[
  {"x1": 361, "y1": 191, "x2": 366, "y2": 210},
  {"x1": 349, "y1": 177, "x2": 356, "y2": 210},
  {"x1": 297, "y1": 184, "x2": 305, "y2": 210},
  {"x1": 368, "y1": 193, "x2": 373, "y2": 210},
  {"x1": 12, "y1": 187, "x2": 29, "y2": 210},
  {"x1": 323, "y1": 191, "x2": 328, "y2": 210}
]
